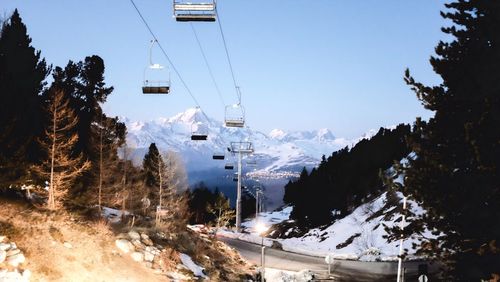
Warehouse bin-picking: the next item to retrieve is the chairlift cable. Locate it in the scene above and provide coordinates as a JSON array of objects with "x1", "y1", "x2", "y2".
[
  {"x1": 189, "y1": 23, "x2": 226, "y2": 107},
  {"x1": 129, "y1": 0, "x2": 211, "y2": 122},
  {"x1": 216, "y1": 9, "x2": 241, "y2": 104}
]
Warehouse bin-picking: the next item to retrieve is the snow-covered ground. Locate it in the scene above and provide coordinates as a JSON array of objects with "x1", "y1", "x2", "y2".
[
  {"x1": 221, "y1": 192, "x2": 434, "y2": 262},
  {"x1": 264, "y1": 268, "x2": 314, "y2": 282},
  {"x1": 179, "y1": 253, "x2": 208, "y2": 279}
]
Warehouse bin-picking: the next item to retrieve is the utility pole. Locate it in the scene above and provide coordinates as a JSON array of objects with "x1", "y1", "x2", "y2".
[{"x1": 230, "y1": 141, "x2": 254, "y2": 232}]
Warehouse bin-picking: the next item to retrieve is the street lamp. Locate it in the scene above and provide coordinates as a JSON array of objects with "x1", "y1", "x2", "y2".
[{"x1": 255, "y1": 222, "x2": 268, "y2": 282}]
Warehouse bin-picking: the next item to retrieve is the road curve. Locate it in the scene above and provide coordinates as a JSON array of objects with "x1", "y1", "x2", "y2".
[{"x1": 219, "y1": 237, "x2": 438, "y2": 281}]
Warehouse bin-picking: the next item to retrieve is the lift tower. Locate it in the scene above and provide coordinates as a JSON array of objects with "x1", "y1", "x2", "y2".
[{"x1": 230, "y1": 141, "x2": 254, "y2": 231}]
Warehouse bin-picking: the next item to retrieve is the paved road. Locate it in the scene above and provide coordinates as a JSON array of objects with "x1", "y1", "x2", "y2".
[{"x1": 220, "y1": 237, "x2": 438, "y2": 281}]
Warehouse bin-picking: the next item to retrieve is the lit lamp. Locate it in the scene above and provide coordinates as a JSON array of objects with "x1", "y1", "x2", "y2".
[{"x1": 255, "y1": 222, "x2": 268, "y2": 282}]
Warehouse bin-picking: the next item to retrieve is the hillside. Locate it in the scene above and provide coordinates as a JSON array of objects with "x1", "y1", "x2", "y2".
[
  {"x1": 227, "y1": 191, "x2": 434, "y2": 262},
  {"x1": 0, "y1": 194, "x2": 254, "y2": 281}
]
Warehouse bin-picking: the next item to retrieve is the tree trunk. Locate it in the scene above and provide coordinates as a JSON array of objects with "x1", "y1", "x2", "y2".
[{"x1": 49, "y1": 100, "x2": 57, "y2": 210}]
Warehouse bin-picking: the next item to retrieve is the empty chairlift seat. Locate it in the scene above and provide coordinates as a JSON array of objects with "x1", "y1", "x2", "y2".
[
  {"x1": 212, "y1": 153, "x2": 225, "y2": 160},
  {"x1": 225, "y1": 104, "x2": 245, "y2": 128},
  {"x1": 191, "y1": 121, "x2": 208, "y2": 141},
  {"x1": 143, "y1": 40, "x2": 171, "y2": 94},
  {"x1": 173, "y1": 0, "x2": 217, "y2": 22}
]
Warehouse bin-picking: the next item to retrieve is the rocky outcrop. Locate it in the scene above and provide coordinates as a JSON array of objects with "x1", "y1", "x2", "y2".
[
  {"x1": 114, "y1": 231, "x2": 165, "y2": 270},
  {"x1": 0, "y1": 236, "x2": 30, "y2": 282}
]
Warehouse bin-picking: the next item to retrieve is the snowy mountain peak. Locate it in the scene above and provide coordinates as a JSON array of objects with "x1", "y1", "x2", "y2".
[
  {"x1": 269, "y1": 129, "x2": 287, "y2": 140},
  {"x1": 316, "y1": 128, "x2": 335, "y2": 141},
  {"x1": 167, "y1": 107, "x2": 211, "y2": 125}
]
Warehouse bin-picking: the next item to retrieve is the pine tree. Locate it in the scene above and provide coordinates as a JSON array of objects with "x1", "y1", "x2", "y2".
[
  {"x1": 33, "y1": 89, "x2": 90, "y2": 209},
  {"x1": 0, "y1": 9, "x2": 49, "y2": 185},
  {"x1": 396, "y1": 1, "x2": 500, "y2": 279}
]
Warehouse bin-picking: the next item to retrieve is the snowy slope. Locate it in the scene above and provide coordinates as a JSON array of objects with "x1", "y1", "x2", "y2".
[
  {"x1": 240, "y1": 192, "x2": 435, "y2": 261},
  {"x1": 124, "y1": 108, "x2": 354, "y2": 176}
]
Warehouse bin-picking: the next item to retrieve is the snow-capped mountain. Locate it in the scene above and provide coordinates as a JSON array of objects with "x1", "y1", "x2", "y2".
[{"x1": 124, "y1": 108, "x2": 353, "y2": 177}]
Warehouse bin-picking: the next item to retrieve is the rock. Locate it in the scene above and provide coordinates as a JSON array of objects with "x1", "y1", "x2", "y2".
[
  {"x1": 0, "y1": 270, "x2": 24, "y2": 281},
  {"x1": 115, "y1": 239, "x2": 134, "y2": 253},
  {"x1": 7, "y1": 253, "x2": 25, "y2": 267},
  {"x1": 0, "y1": 243, "x2": 10, "y2": 251},
  {"x1": 0, "y1": 236, "x2": 6, "y2": 243},
  {"x1": 23, "y1": 269, "x2": 32, "y2": 280},
  {"x1": 142, "y1": 237, "x2": 154, "y2": 246},
  {"x1": 63, "y1": 242, "x2": 73, "y2": 249},
  {"x1": 131, "y1": 240, "x2": 145, "y2": 251},
  {"x1": 0, "y1": 249, "x2": 6, "y2": 263},
  {"x1": 144, "y1": 251, "x2": 155, "y2": 262},
  {"x1": 128, "y1": 231, "x2": 141, "y2": 240},
  {"x1": 130, "y1": 251, "x2": 144, "y2": 262},
  {"x1": 6, "y1": 248, "x2": 20, "y2": 257},
  {"x1": 143, "y1": 262, "x2": 153, "y2": 268},
  {"x1": 140, "y1": 233, "x2": 154, "y2": 246}
]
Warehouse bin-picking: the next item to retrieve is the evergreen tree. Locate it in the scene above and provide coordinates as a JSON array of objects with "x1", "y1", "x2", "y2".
[
  {"x1": 0, "y1": 9, "x2": 49, "y2": 185},
  {"x1": 393, "y1": 1, "x2": 500, "y2": 279},
  {"x1": 142, "y1": 143, "x2": 163, "y2": 188}
]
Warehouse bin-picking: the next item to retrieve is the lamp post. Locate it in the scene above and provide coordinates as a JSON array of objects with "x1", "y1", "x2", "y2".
[{"x1": 255, "y1": 223, "x2": 268, "y2": 282}]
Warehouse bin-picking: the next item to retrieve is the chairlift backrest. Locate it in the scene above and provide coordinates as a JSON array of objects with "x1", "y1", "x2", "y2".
[{"x1": 173, "y1": 0, "x2": 217, "y2": 22}]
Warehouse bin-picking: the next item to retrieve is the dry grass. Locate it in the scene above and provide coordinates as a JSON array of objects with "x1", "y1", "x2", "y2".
[
  {"x1": 1, "y1": 195, "x2": 255, "y2": 281},
  {"x1": 0, "y1": 196, "x2": 170, "y2": 282}
]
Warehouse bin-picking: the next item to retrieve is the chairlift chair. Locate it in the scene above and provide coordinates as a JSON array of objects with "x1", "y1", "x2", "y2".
[
  {"x1": 225, "y1": 104, "x2": 245, "y2": 128},
  {"x1": 224, "y1": 164, "x2": 234, "y2": 170},
  {"x1": 212, "y1": 153, "x2": 225, "y2": 160},
  {"x1": 142, "y1": 40, "x2": 171, "y2": 94},
  {"x1": 173, "y1": 0, "x2": 217, "y2": 22},
  {"x1": 191, "y1": 122, "x2": 208, "y2": 141}
]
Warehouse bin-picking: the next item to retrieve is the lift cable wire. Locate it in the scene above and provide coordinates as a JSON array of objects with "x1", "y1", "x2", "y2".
[
  {"x1": 215, "y1": 9, "x2": 241, "y2": 104},
  {"x1": 189, "y1": 23, "x2": 226, "y2": 107},
  {"x1": 129, "y1": 0, "x2": 211, "y2": 122}
]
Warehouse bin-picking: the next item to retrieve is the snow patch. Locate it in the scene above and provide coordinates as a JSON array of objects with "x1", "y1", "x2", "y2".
[{"x1": 179, "y1": 253, "x2": 208, "y2": 279}]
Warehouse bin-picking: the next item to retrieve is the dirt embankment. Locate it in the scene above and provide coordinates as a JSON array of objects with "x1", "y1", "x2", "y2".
[{"x1": 0, "y1": 196, "x2": 254, "y2": 281}]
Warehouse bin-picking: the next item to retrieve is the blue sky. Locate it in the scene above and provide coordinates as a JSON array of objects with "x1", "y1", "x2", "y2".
[{"x1": 1, "y1": 0, "x2": 449, "y2": 138}]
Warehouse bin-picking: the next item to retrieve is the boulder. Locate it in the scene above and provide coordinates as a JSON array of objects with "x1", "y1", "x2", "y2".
[
  {"x1": 140, "y1": 233, "x2": 154, "y2": 246},
  {"x1": 22, "y1": 269, "x2": 32, "y2": 280},
  {"x1": 63, "y1": 242, "x2": 73, "y2": 249},
  {"x1": 143, "y1": 262, "x2": 153, "y2": 268},
  {"x1": 0, "y1": 243, "x2": 11, "y2": 251},
  {"x1": 0, "y1": 236, "x2": 6, "y2": 243},
  {"x1": 115, "y1": 239, "x2": 134, "y2": 253},
  {"x1": 144, "y1": 251, "x2": 155, "y2": 262},
  {"x1": 128, "y1": 231, "x2": 141, "y2": 240},
  {"x1": 7, "y1": 253, "x2": 25, "y2": 267},
  {"x1": 0, "y1": 249, "x2": 6, "y2": 263},
  {"x1": 131, "y1": 240, "x2": 145, "y2": 251},
  {"x1": 130, "y1": 252, "x2": 143, "y2": 262},
  {"x1": 6, "y1": 248, "x2": 20, "y2": 257}
]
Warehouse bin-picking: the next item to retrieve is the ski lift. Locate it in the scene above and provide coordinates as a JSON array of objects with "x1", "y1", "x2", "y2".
[
  {"x1": 191, "y1": 121, "x2": 208, "y2": 141},
  {"x1": 143, "y1": 40, "x2": 171, "y2": 94},
  {"x1": 224, "y1": 163, "x2": 234, "y2": 170},
  {"x1": 173, "y1": 0, "x2": 217, "y2": 22},
  {"x1": 212, "y1": 153, "x2": 225, "y2": 160},
  {"x1": 225, "y1": 104, "x2": 245, "y2": 128},
  {"x1": 246, "y1": 159, "x2": 257, "y2": 167}
]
